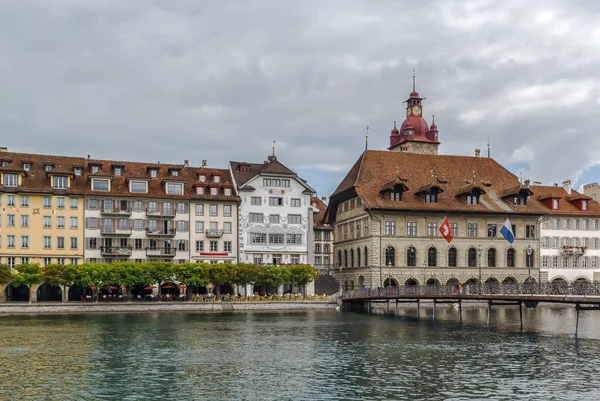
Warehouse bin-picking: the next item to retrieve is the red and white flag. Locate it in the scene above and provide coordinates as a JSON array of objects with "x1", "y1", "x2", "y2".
[{"x1": 439, "y1": 216, "x2": 454, "y2": 243}]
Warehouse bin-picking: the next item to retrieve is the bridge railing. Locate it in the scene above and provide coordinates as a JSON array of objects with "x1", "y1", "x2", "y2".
[{"x1": 342, "y1": 282, "x2": 600, "y2": 299}]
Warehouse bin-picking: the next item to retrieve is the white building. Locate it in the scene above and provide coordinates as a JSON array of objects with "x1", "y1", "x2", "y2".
[
  {"x1": 230, "y1": 155, "x2": 316, "y2": 293},
  {"x1": 538, "y1": 181, "x2": 600, "y2": 284}
]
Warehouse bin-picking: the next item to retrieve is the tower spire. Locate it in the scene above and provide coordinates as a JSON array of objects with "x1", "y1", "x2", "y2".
[
  {"x1": 412, "y1": 69, "x2": 416, "y2": 92},
  {"x1": 272, "y1": 141, "x2": 275, "y2": 157},
  {"x1": 487, "y1": 135, "x2": 491, "y2": 158},
  {"x1": 365, "y1": 126, "x2": 369, "y2": 151}
]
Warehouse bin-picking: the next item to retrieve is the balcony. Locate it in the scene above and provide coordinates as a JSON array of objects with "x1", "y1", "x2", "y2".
[
  {"x1": 205, "y1": 229, "x2": 224, "y2": 238},
  {"x1": 101, "y1": 227, "x2": 133, "y2": 236},
  {"x1": 101, "y1": 207, "x2": 132, "y2": 216},
  {"x1": 146, "y1": 228, "x2": 177, "y2": 237},
  {"x1": 146, "y1": 247, "x2": 176, "y2": 258},
  {"x1": 100, "y1": 247, "x2": 132, "y2": 257},
  {"x1": 146, "y1": 208, "x2": 176, "y2": 219},
  {"x1": 561, "y1": 245, "x2": 587, "y2": 255}
]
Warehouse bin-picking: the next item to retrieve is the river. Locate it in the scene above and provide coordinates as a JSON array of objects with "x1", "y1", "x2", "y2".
[{"x1": 1, "y1": 306, "x2": 599, "y2": 400}]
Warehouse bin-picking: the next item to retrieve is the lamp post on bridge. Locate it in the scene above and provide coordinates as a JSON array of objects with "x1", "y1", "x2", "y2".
[
  {"x1": 526, "y1": 245, "x2": 533, "y2": 292},
  {"x1": 386, "y1": 261, "x2": 392, "y2": 288},
  {"x1": 477, "y1": 244, "x2": 482, "y2": 294},
  {"x1": 339, "y1": 265, "x2": 343, "y2": 294}
]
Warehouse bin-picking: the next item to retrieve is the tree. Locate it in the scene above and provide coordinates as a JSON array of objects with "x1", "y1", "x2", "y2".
[
  {"x1": 12, "y1": 263, "x2": 44, "y2": 304},
  {"x1": 207, "y1": 263, "x2": 235, "y2": 300},
  {"x1": 148, "y1": 262, "x2": 175, "y2": 296},
  {"x1": 0, "y1": 263, "x2": 12, "y2": 285},
  {"x1": 257, "y1": 265, "x2": 290, "y2": 294},
  {"x1": 76, "y1": 263, "x2": 110, "y2": 302},
  {"x1": 174, "y1": 263, "x2": 208, "y2": 300},
  {"x1": 43, "y1": 264, "x2": 78, "y2": 303},
  {"x1": 288, "y1": 265, "x2": 318, "y2": 299},
  {"x1": 233, "y1": 263, "x2": 262, "y2": 298}
]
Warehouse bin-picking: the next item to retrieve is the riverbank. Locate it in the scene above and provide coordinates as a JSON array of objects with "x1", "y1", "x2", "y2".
[{"x1": 0, "y1": 301, "x2": 336, "y2": 315}]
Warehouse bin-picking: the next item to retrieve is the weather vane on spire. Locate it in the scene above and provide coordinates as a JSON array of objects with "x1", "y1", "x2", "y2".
[
  {"x1": 412, "y1": 69, "x2": 416, "y2": 92},
  {"x1": 272, "y1": 141, "x2": 275, "y2": 157}
]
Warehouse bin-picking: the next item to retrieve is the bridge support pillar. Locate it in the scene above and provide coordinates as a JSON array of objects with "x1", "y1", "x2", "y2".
[
  {"x1": 487, "y1": 301, "x2": 492, "y2": 327},
  {"x1": 459, "y1": 299, "x2": 462, "y2": 323},
  {"x1": 417, "y1": 300, "x2": 420, "y2": 317},
  {"x1": 387, "y1": 299, "x2": 389, "y2": 314},
  {"x1": 367, "y1": 301, "x2": 371, "y2": 314},
  {"x1": 433, "y1": 300, "x2": 436, "y2": 320},
  {"x1": 575, "y1": 304, "x2": 580, "y2": 338},
  {"x1": 519, "y1": 301, "x2": 523, "y2": 331}
]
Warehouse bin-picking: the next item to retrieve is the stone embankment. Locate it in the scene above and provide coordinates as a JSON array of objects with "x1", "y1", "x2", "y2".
[{"x1": 0, "y1": 301, "x2": 336, "y2": 315}]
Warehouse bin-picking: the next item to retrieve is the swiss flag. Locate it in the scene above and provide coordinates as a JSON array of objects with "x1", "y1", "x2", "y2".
[{"x1": 439, "y1": 216, "x2": 454, "y2": 243}]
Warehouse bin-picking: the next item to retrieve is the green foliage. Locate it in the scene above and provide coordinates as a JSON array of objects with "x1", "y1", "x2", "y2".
[
  {"x1": 174, "y1": 263, "x2": 208, "y2": 288},
  {"x1": 288, "y1": 264, "x2": 319, "y2": 286},
  {"x1": 11, "y1": 263, "x2": 44, "y2": 288},
  {"x1": 0, "y1": 263, "x2": 13, "y2": 285},
  {"x1": 147, "y1": 262, "x2": 175, "y2": 285},
  {"x1": 234, "y1": 263, "x2": 262, "y2": 286},
  {"x1": 257, "y1": 265, "x2": 291, "y2": 288}
]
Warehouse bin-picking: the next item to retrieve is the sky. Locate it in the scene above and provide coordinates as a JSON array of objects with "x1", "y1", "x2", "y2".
[{"x1": 1, "y1": 0, "x2": 600, "y2": 198}]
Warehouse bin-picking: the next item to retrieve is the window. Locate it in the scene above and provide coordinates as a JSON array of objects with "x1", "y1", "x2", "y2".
[
  {"x1": 250, "y1": 233, "x2": 266, "y2": 244},
  {"x1": 178, "y1": 240, "x2": 186, "y2": 251},
  {"x1": 467, "y1": 223, "x2": 478, "y2": 238},
  {"x1": 583, "y1": 219, "x2": 589, "y2": 230},
  {"x1": 553, "y1": 237, "x2": 560, "y2": 248},
  {"x1": 551, "y1": 218, "x2": 559, "y2": 229},
  {"x1": 20, "y1": 195, "x2": 29, "y2": 207},
  {"x1": 552, "y1": 256, "x2": 559, "y2": 268},
  {"x1": 88, "y1": 199, "x2": 98, "y2": 210},
  {"x1": 209, "y1": 204, "x2": 218, "y2": 216},
  {"x1": 466, "y1": 194, "x2": 479, "y2": 205},
  {"x1": 251, "y1": 197, "x2": 262, "y2": 206},
  {"x1": 194, "y1": 204, "x2": 204, "y2": 216},
  {"x1": 272, "y1": 254, "x2": 282, "y2": 265},
  {"x1": 210, "y1": 187, "x2": 217, "y2": 196},
  {"x1": 133, "y1": 239, "x2": 142, "y2": 250},
  {"x1": 487, "y1": 224, "x2": 497, "y2": 238},
  {"x1": 43, "y1": 197, "x2": 52, "y2": 208},
  {"x1": 291, "y1": 198, "x2": 301, "y2": 207},
  {"x1": 224, "y1": 222, "x2": 232, "y2": 234},
  {"x1": 269, "y1": 197, "x2": 283, "y2": 206},
  {"x1": 7, "y1": 195, "x2": 15, "y2": 206},
  {"x1": 583, "y1": 200, "x2": 588, "y2": 211},
  {"x1": 263, "y1": 178, "x2": 271, "y2": 187},
  {"x1": 288, "y1": 214, "x2": 301, "y2": 224},
  {"x1": 210, "y1": 241, "x2": 218, "y2": 252},
  {"x1": 43, "y1": 216, "x2": 51, "y2": 228},
  {"x1": 406, "y1": 247, "x2": 416, "y2": 266},
  {"x1": 57, "y1": 236, "x2": 65, "y2": 249},
  {"x1": 507, "y1": 248, "x2": 515, "y2": 267},
  {"x1": 552, "y1": 199, "x2": 559, "y2": 209},
  {"x1": 562, "y1": 257, "x2": 568, "y2": 268},
  {"x1": 43, "y1": 236, "x2": 51, "y2": 249},
  {"x1": 385, "y1": 221, "x2": 396, "y2": 236},
  {"x1": 88, "y1": 238, "x2": 97, "y2": 250},
  {"x1": 468, "y1": 248, "x2": 477, "y2": 267},
  {"x1": 315, "y1": 243, "x2": 322, "y2": 254},
  {"x1": 134, "y1": 220, "x2": 143, "y2": 230},
  {"x1": 70, "y1": 237, "x2": 78, "y2": 249},
  {"x1": 428, "y1": 247, "x2": 437, "y2": 266},
  {"x1": 407, "y1": 222, "x2": 417, "y2": 236},
  {"x1": 269, "y1": 214, "x2": 280, "y2": 224},
  {"x1": 448, "y1": 247, "x2": 457, "y2": 267},
  {"x1": 526, "y1": 225, "x2": 536, "y2": 239},
  {"x1": 7, "y1": 215, "x2": 15, "y2": 227},
  {"x1": 53, "y1": 176, "x2": 68, "y2": 189},
  {"x1": 253, "y1": 255, "x2": 263, "y2": 265},
  {"x1": 427, "y1": 222, "x2": 438, "y2": 237},
  {"x1": 196, "y1": 187, "x2": 204, "y2": 195},
  {"x1": 542, "y1": 237, "x2": 549, "y2": 248},
  {"x1": 130, "y1": 181, "x2": 148, "y2": 193},
  {"x1": 487, "y1": 248, "x2": 496, "y2": 267},
  {"x1": 513, "y1": 196, "x2": 526, "y2": 206},
  {"x1": 74, "y1": 168, "x2": 82, "y2": 176},
  {"x1": 43, "y1": 257, "x2": 52, "y2": 266},
  {"x1": 57, "y1": 258, "x2": 65, "y2": 265},
  {"x1": 224, "y1": 188, "x2": 231, "y2": 196},
  {"x1": 391, "y1": 191, "x2": 402, "y2": 201},
  {"x1": 170, "y1": 170, "x2": 179, "y2": 177},
  {"x1": 70, "y1": 198, "x2": 78, "y2": 209},
  {"x1": 290, "y1": 254, "x2": 300, "y2": 264},
  {"x1": 451, "y1": 223, "x2": 458, "y2": 237},
  {"x1": 273, "y1": 179, "x2": 280, "y2": 187},
  {"x1": 150, "y1": 169, "x2": 158, "y2": 178},
  {"x1": 23, "y1": 163, "x2": 30, "y2": 171},
  {"x1": 92, "y1": 179, "x2": 109, "y2": 191},
  {"x1": 166, "y1": 183, "x2": 183, "y2": 195},
  {"x1": 195, "y1": 241, "x2": 204, "y2": 252},
  {"x1": 195, "y1": 221, "x2": 204, "y2": 233},
  {"x1": 69, "y1": 217, "x2": 78, "y2": 229},
  {"x1": 176, "y1": 203, "x2": 186, "y2": 214},
  {"x1": 561, "y1": 219, "x2": 568, "y2": 229},
  {"x1": 425, "y1": 193, "x2": 438, "y2": 203},
  {"x1": 57, "y1": 216, "x2": 65, "y2": 228},
  {"x1": 249, "y1": 213, "x2": 263, "y2": 223},
  {"x1": 176, "y1": 220, "x2": 186, "y2": 232},
  {"x1": 7, "y1": 235, "x2": 15, "y2": 248},
  {"x1": 269, "y1": 234, "x2": 284, "y2": 244},
  {"x1": 56, "y1": 197, "x2": 65, "y2": 209},
  {"x1": 20, "y1": 215, "x2": 29, "y2": 228},
  {"x1": 324, "y1": 244, "x2": 331, "y2": 253},
  {"x1": 21, "y1": 235, "x2": 29, "y2": 248},
  {"x1": 223, "y1": 205, "x2": 232, "y2": 217},
  {"x1": 3, "y1": 173, "x2": 17, "y2": 187},
  {"x1": 224, "y1": 241, "x2": 232, "y2": 252},
  {"x1": 286, "y1": 234, "x2": 302, "y2": 244}
]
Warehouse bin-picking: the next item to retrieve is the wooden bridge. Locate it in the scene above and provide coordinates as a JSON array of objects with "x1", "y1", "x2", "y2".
[{"x1": 340, "y1": 283, "x2": 600, "y2": 336}]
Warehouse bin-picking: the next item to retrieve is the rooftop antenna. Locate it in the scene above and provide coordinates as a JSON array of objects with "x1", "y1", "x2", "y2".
[
  {"x1": 412, "y1": 69, "x2": 416, "y2": 92},
  {"x1": 272, "y1": 140, "x2": 275, "y2": 157},
  {"x1": 520, "y1": 172, "x2": 523, "y2": 185},
  {"x1": 487, "y1": 134, "x2": 491, "y2": 158},
  {"x1": 365, "y1": 126, "x2": 369, "y2": 151}
]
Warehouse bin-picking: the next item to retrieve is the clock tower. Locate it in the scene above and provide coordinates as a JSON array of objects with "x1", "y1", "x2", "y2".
[{"x1": 389, "y1": 73, "x2": 440, "y2": 155}]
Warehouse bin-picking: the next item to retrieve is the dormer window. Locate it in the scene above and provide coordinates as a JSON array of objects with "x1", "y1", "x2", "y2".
[
  {"x1": 552, "y1": 199, "x2": 559, "y2": 209},
  {"x1": 425, "y1": 193, "x2": 438, "y2": 203},
  {"x1": 391, "y1": 192, "x2": 402, "y2": 201},
  {"x1": 1, "y1": 161, "x2": 8, "y2": 167},
  {"x1": 513, "y1": 196, "x2": 526, "y2": 206},
  {"x1": 466, "y1": 194, "x2": 480, "y2": 205},
  {"x1": 23, "y1": 163, "x2": 31, "y2": 171},
  {"x1": 196, "y1": 187, "x2": 204, "y2": 195},
  {"x1": 45, "y1": 165, "x2": 53, "y2": 172},
  {"x1": 150, "y1": 169, "x2": 158, "y2": 178},
  {"x1": 53, "y1": 176, "x2": 68, "y2": 189},
  {"x1": 583, "y1": 200, "x2": 588, "y2": 211},
  {"x1": 129, "y1": 180, "x2": 148, "y2": 193},
  {"x1": 224, "y1": 188, "x2": 231, "y2": 196},
  {"x1": 214, "y1": 175, "x2": 220, "y2": 183},
  {"x1": 166, "y1": 182, "x2": 183, "y2": 195},
  {"x1": 91, "y1": 178, "x2": 109, "y2": 191},
  {"x1": 170, "y1": 169, "x2": 180, "y2": 177},
  {"x1": 91, "y1": 165, "x2": 99, "y2": 174},
  {"x1": 199, "y1": 174, "x2": 206, "y2": 183},
  {"x1": 74, "y1": 168, "x2": 82, "y2": 176},
  {"x1": 240, "y1": 165, "x2": 250, "y2": 173},
  {"x1": 114, "y1": 167, "x2": 122, "y2": 176},
  {"x1": 3, "y1": 173, "x2": 18, "y2": 187},
  {"x1": 210, "y1": 187, "x2": 217, "y2": 196}
]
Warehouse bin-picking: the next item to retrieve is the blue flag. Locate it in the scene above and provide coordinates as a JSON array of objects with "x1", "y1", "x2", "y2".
[{"x1": 500, "y1": 218, "x2": 515, "y2": 243}]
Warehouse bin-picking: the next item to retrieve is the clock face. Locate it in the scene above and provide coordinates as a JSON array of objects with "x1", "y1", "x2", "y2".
[{"x1": 412, "y1": 106, "x2": 422, "y2": 116}]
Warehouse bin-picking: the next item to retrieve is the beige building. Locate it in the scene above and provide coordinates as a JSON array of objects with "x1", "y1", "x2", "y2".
[{"x1": 311, "y1": 196, "x2": 333, "y2": 274}]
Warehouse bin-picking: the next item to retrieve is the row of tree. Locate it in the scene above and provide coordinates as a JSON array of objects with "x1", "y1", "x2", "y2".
[{"x1": 0, "y1": 262, "x2": 318, "y2": 303}]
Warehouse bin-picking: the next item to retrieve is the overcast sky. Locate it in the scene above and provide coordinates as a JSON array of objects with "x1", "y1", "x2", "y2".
[{"x1": 1, "y1": 0, "x2": 599, "y2": 197}]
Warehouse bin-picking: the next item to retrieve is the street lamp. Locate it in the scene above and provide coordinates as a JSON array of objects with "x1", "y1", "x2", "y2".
[
  {"x1": 477, "y1": 244, "x2": 482, "y2": 294},
  {"x1": 526, "y1": 245, "x2": 533, "y2": 283},
  {"x1": 339, "y1": 265, "x2": 343, "y2": 294},
  {"x1": 386, "y1": 261, "x2": 392, "y2": 288},
  {"x1": 369, "y1": 266, "x2": 373, "y2": 289}
]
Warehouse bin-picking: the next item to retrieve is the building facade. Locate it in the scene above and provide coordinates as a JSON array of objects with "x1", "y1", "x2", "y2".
[
  {"x1": 311, "y1": 196, "x2": 334, "y2": 275},
  {"x1": 583, "y1": 182, "x2": 600, "y2": 201},
  {"x1": 324, "y1": 85, "x2": 547, "y2": 291},
  {"x1": 230, "y1": 156, "x2": 315, "y2": 267},
  {"x1": 538, "y1": 181, "x2": 600, "y2": 284}
]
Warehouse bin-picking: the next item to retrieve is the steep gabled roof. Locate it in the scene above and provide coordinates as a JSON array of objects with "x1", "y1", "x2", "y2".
[
  {"x1": 229, "y1": 158, "x2": 314, "y2": 194},
  {"x1": 534, "y1": 185, "x2": 600, "y2": 216}
]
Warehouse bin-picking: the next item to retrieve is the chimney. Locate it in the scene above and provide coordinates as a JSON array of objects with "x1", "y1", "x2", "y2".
[
  {"x1": 475, "y1": 149, "x2": 481, "y2": 157},
  {"x1": 202, "y1": 160, "x2": 207, "y2": 167},
  {"x1": 562, "y1": 180, "x2": 572, "y2": 195},
  {"x1": 267, "y1": 155, "x2": 277, "y2": 162},
  {"x1": 184, "y1": 160, "x2": 189, "y2": 166},
  {"x1": 524, "y1": 179, "x2": 530, "y2": 186},
  {"x1": 0, "y1": 147, "x2": 7, "y2": 152},
  {"x1": 87, "y1": 155, "x2": 90, "y2": 159},
  {"x1": 554, "y1": 183, "x2": 558, "y2": 187},
  {"x1": 533, "y1": 181, "x2": 542, "y2": 186}
]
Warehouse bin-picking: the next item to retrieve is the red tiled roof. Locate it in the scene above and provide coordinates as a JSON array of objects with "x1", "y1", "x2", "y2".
[
  {"x1": 311, "y1": 196, "x2": 332, "y2": 230},
  {"x1": 534, "y1": 185, "x2": 600, "y2": 216}
]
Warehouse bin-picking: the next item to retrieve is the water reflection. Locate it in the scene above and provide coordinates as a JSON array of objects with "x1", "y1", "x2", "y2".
[{"x1": 0, "y1": 307, "x2": 599, "y2": 400}]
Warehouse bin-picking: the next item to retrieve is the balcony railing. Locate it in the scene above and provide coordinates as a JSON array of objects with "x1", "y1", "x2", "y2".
[
  {"x1": 561, "y1": 245, "x2": 587, "y2": 255},
  {"x1": 146, "y1": 228, "x2": 177, "y2": 237},
  {"x1": 100, "y1": 247, "x2": 132, "y2": 257},
  {"x1": 101, "y1": 227, "x2": 132, "y2": 236},
  {"x1": 101, "y1": 207, "x2": 132, "y2": 216},
  {"x1": 146, "y1": 208, "x2": 176, "y2": 219},
  {"x1": 205, "y1": 229, "x2": 224, "y2": 238},
  {"x1": 146, "y1": 247, "x2": 176, "y2": 257}
]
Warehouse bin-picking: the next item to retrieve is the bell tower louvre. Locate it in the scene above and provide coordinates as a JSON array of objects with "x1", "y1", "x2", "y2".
[{"x1": 389, "y1": 73, "x2": 440, "y2": 155}]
